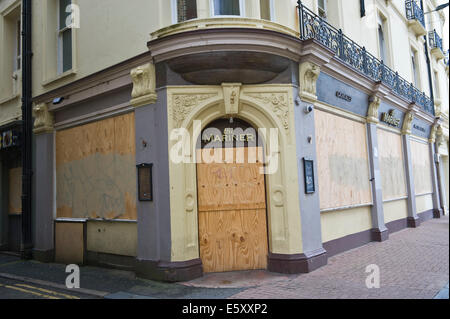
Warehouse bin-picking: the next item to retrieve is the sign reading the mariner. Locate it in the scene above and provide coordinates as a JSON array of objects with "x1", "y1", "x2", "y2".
[
  {"x1": 0, "y1": 130, "x2": 20, "y2": 150},
  {"x1": 303, "y1": 158, "x2": 315, "y2": 194},
  {"x1": 381, "y1": 109, "x2": 401, "y2": 127},
  {"x1": 335, "y1": 91, "x2": 352, "y2": 102},
  {"x1": 413, "y1": 124, "x2": 426, "y2": 133}
]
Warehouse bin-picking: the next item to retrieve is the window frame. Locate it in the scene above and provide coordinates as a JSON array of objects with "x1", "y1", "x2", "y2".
[
  {"x1": 210, "y1": 0, "x2": 245, "y2": 18},
  {"x1": 260, "y1": 0, "x2": 275, "y2": 21},
  {"x1": 318, "y1": 0, "x2": 327, "y2": 20},
  {"x1": 14, "y1": 16, "x2": 21, "y2": 72},
  {"x1": 56, "y1": 0, "x2": 73, "y2": 75},
  {"x1": 376, "y1": 12, "x2": 392, "y2": 67},
  {"x1": 172, "y1": 0, "x2": 198, "y2": 24}
]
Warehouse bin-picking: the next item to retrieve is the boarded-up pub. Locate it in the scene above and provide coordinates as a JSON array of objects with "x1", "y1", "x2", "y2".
[{"x1": 20, "y1": 1, "x2": 449, "y2": 282}]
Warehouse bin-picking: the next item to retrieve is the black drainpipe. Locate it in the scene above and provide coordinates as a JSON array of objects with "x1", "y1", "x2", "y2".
[
  {"x1": 360, "y1": 0, "x2": 366, "y2": 17},
  {"x1": 21, "y1": 0, "x2": 33, "y2": 259},
  {"x1": 420, "y1": 0, "x2": 435, "y2": 108}
]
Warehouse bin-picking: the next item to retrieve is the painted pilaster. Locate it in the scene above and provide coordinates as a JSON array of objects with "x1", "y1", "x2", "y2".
[
  {"x1": 436, "y1": 126, "x2": 448, "y2": 215},
  {"x1": 366, "y1": 96, "x2": 388, "y2": 241},
  {"x1": 286, "y1": 61, "x2": 327, "y2": 273},
  {"x1": 402, "y1": 111, "x2": 420, "y2": 227},
  {"x1": 32, "y1": 103, "x2": 55, "y2": 262},
  {"x1": 429, "y1": 125, "x2": 443, "y2": 218}
]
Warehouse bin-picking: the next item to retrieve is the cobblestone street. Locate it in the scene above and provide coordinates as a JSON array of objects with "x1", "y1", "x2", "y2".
[{"x1": 226, "y1": 216, "x2": 449, "y2": 299}]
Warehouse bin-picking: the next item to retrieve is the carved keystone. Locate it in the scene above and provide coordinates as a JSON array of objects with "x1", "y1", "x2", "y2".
[
  {"x1": 130, "y1": 63, "x2": 157, "y2": 108},
  {"x1": 33, "y1": 103, "x2": 54, "y2": 134},
  {"x1": 222, "y1": 83, "x2": 241, "y2": 115},
  {"x1": 299, "y1": 62, "x2": 320, "y2": 103},
  {"x1": 367, "y1": 95, "x2": 381, "y2": 124}
]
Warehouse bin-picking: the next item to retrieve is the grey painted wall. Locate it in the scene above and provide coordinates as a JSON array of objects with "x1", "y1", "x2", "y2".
[
  {"x1": 411, "y1": 117, "x2": 431, "y2": 139},
  {"x1": 317, "y1": 72, "x2": 369, "y2": 117},
  {"x1": 135, "y1": 89, "x2": 172, "y2": 262},
  {"x1": 294, "y1": 86, "x2": 325, "y2": 254}
]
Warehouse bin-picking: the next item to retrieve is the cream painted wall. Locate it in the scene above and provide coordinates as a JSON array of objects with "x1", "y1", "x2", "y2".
[
  {"x1": 24, "y1": 0, "x2": 448, "y2": 108},
  {"x1": 415, "y1": 193, "x2": 434, "y2": 213},
  {"x1": 383, "y1": 199, "x2": 408, "y2": 223},
  {"x1": 87, "y1": 221, "x2": 137, "y2": 257},
  {"x1": 321, "y1": 206, "x2": 372, "y2": 243}
]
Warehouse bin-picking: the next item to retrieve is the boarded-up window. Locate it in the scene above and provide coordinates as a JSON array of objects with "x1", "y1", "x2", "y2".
[
  {"x1": 56, "y1": 113, "x2": 137, "y2": 220},
  {"x1": 411, "y1": 139, "x2": 433, "y2": 195},
  {"x1": 314, "y1": 109, "x2": 372, "y2": 210},
  {"x1": 378, "y1": 129, "x2": 407, "y2": 200}
]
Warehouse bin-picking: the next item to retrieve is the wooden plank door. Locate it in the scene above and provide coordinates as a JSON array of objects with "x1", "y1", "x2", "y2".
[{"x1": 197, "y1": 147, "x2": 268, "y2": 273}]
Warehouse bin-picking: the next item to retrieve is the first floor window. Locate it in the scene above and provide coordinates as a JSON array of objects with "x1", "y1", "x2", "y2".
[
  {"x1": 378, "y1": 23, "x2": 387, "y2": 64},
  {"x1": 213, "y1": 0, "x2": 241, "y2": 16},
  {"x1": 14, "y1": 18, "x2": 21, "y2": 71},
  {"x1": 58, "y1": 0, "x2": 72, "y2": 73},
  {"x1": 177, "y1": 0, "x2": 197, "y2": 22},
  {"x1": 411, "y1": 50, "x2": 420, "y2": 89},
  {"x1": 260, "y1": 0, "x2": 272, "y2": 21},
  {"x1": 318, "y1": 0, "x2": 327, "y2": 19}
]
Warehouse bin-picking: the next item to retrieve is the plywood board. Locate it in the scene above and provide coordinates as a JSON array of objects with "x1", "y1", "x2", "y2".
[
  {"x1": 56, "y1": 113, "x2": 137, "y2": 220},
  {"x1": 377, "y1": 129, "x2": 407, "y2": 200},
  {"x1": 314, "y1": 110, "x2": 372, "y2": 210},
  {"x1": 197, "y1": 147, "x2": 268, "y2": 273},
  {"x1": 8, "y1": 167, "x2": 22, "y2": 215},
  {"x1": 55, "y1": 222, "x2": 84, "y2": 265},
  {"x1": 410, "y1": 140, "x2": 433, "y2": 195}
]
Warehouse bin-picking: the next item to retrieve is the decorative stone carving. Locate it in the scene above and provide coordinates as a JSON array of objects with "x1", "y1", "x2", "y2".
[
  {"x1": 367, "y1": 96, "x2": 381, "y2": 124},
  {"x1": 429, "y1": 124, "x2": 438, "y2": 143},
  {"x1": 402, "y1": 111, "x2": 414, "y2": 135},
  {"x1": 171, "y1": 93, "x2": 217, "y2": 128},
  {"x1": 436, "y1": 125, "x2": 445, "y2": 147},
  {"x1": 434, "y1": 99, "x2": 442, "y2": 118},
  {"x1": 222, "y1": 83, "x2": 241, "y2": 115},
  {"x1": 246, "y1": 93, "x2": 289, "y2": 131},
  {"x1": 33, "y1": 103, "x2": 54, "y2": 134},
  {"x1": 130, "y1": 63, "x2": 157, "y2": 107},
  {"x1": 299, "y1": 62, "x2": 321, "y2": 102}
]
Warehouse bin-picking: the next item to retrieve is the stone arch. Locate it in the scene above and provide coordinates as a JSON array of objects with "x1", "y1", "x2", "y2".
[{"x1": 166, "y1": 85, "x2": 303, "y2": 264}]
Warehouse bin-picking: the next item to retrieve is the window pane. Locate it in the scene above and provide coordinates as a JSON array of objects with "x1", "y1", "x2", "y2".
[
  {"x1": 318, "y1": 0, "x2": 325, "y2": 10},
  {"x1": 378, "y1": 25, "x2": 386, "y2": 63},
  {"x1": 214, "y1": 0, "x2": 240, "y2": 16},
  {"x1": 177, "y1": 0, "x2": 198, "y2": 22},
  {"x1": 260, "y1": 0, "x2": 271, "y2": 20},
  {"x1": 59, "y1": 0, "x2": 72, "y2": 29},
  {"x1": 62, "y1": 29, "x2": 72, "y2": 72}
]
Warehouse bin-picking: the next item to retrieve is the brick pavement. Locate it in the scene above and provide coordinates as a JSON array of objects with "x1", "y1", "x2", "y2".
[{"x1": 229, "y1": 216, "x2": 449, "y2": 299}]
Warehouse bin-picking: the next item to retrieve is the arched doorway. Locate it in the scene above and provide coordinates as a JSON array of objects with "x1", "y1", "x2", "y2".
[{"x1": 196, "y1": 118, "x2": 269, "y2": 273}]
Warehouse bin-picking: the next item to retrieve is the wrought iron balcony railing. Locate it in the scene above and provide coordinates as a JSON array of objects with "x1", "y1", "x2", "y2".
[
  {"x1": 429, "y1": 29, "x2": 443, "y2": 53},
  {"x1": 405, "y1": 0, "x2": 425, "y2": 28},
  {"x1": 297, "y1": 1, "x2": 434, "y2": 116}
]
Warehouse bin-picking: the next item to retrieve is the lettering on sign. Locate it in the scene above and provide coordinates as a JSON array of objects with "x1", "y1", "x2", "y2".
[
  {"x1": 381, "y1": 109, "x2": 401, "y2": 127},
  {"x1": 335, "y1": 91, "x2": 352, "y2": 102},
  {"x1": 413, "y1": 124, "x2": 426, "y2": 133},
  {"x1": 202, "y1": 128, "x2": 256, "y2": 143},
  {"x1": 0, "y1": 130, "x2": 20, "y2": 150}
]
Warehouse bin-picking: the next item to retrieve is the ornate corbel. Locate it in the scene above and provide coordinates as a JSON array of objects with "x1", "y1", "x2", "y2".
[
  {"x1": 33, "y1": 103, "x2": 54, "y2": 134},
  {"x1": 367, "y1": 95, "x2": 381, "y2": 124},
  {"x1": 402, "y1": 111, "x2": 414, "y2": 135},
  {"x1": 434, "y1": 99, "x2": 442, "y2": 118},
  {"x1": 436, "y1": 125, "x2": 445, "y2": 147},
  {"x1": 130, "y1": 63, "x2": 157, "y2": 108},
  {"x1": 299, "y1": 62, "x2": 320, "y2": 103},
  {"x1": 222, "y1": 83, "x2": 241, "y2": 115},
  {"x1": 429, "y1": 124, "x2": 438, "y2": 143}
]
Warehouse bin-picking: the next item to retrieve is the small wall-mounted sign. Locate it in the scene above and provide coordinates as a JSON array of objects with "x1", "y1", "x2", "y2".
[
  {"x1": 335, "y1": 91, "x2": 352, "y2": 102},
  {"x1": 413, "y1": 124, "x2": 426, "y2": 133},
  {"x1": 137, "y1": 163, "x2": 153, "y2": 202},
  {"x1": 303, "y1": 158, "x2": 315, "y2": 194},
  {"x1": 381, "y1": 109, "x2": 401, "y2": 127}
]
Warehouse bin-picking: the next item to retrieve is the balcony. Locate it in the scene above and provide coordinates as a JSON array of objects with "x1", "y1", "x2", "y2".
[
  {"x1": 297, "y1": 1, "x2": 434, "y2": 116},
  {"x1": 405, "y1": 0, "x2": 427, "y2": 37},
  {"x1": 429, "y1": 30, "x2": 445, "y2": 60}
]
